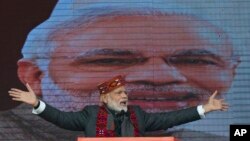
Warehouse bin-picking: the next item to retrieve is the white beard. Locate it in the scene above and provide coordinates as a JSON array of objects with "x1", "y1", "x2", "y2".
[{"x1": 106, "y1": 95, "x2": 128, "y2": 112}]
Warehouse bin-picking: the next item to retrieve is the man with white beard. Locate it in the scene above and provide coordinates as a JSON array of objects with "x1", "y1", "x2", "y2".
[
  {"x1": 0, "y1": 1, "x2": 244, "y2": 141},
  {"x1": 9, "y1": 75, "x2": 228, "y2": 137}
]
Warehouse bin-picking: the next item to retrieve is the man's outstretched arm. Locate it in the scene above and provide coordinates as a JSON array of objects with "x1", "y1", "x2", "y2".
[
  {"x1": 143, "y1": 90, "x2": 229, "y2": 131},
  {"x1": 8, "y1": 83, "x2": 89, "y2": 131}
]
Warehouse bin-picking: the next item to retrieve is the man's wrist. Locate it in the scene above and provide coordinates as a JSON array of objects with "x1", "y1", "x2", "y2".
[
  {"x1": 32, "y1": 100, "x2": 46, "y2": 114},
  {"x1": 203, "y1": 104, "x2": 211, "y2": 113},
  {"x1": 33, "y1": 99, "x2": 39, "y2": 108},
  {"x1": 33, "y1": 100, "x2": 40, "y2": 109}
]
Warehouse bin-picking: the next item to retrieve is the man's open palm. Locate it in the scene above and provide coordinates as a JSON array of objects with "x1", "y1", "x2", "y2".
[
  {"x1": 203, "y1": 90, "x2": 229, "y2": 113},
  {"x1": 9, "y1": 83, "x2": 38, "y2": 107}
]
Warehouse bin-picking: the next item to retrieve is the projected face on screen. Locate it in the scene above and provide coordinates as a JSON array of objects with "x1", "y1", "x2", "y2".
[{"x1": 18, "y1": 14, "x2": 239, "y2": 112}]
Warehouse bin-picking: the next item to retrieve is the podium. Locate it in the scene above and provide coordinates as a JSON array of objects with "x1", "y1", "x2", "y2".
[{"x1": 77, "y1": 137, "x2": 176, "y2": 141}]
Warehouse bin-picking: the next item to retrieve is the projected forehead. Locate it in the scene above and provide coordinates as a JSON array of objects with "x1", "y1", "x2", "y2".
[{"x1": 50, "y1": 14, "x2": 233, "y2": 60}]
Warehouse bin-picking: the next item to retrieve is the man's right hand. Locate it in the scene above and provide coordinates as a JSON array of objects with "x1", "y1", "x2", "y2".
[{"x1": 9, "y1": 83, "x2": 39, "y2": 107}]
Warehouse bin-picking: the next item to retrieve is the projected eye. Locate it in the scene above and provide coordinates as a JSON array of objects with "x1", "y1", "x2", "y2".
[
  {"x1": 168, "y1": 56, "x2": 218, "y2": 66},
  {"x1": 79, "y1": 58, "x2": 146, "y2": 66}
]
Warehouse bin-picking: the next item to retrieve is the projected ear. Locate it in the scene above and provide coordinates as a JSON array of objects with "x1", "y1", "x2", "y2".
[{"x1": 17, "y1": 59, "x2": 43, "y2": 96}]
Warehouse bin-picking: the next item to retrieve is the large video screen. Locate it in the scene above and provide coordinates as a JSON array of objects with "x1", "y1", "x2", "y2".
[{"x1": 0, "y1": 0, "x2": 249, "y2": 141}]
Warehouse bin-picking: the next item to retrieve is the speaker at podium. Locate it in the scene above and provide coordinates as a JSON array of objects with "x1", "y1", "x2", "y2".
[{"x1": 77, "y1": 137, "x2": 176, "y2": 141}]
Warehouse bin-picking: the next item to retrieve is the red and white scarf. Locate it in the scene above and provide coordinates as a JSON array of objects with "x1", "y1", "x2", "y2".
[{"x1": 96, "y1": 106, "x2": 140, "y2": 137}]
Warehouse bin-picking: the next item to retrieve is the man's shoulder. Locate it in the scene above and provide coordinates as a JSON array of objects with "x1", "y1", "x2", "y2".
[
  {"x1": 129, "y1": 105, "x2": 140, "y2": 108},
  {"x1": 83, "y1": 105, "x2": 100, "y2": 111},
  {"x1": 128, "y1": 105, "x2": 143, "y2": 111}
]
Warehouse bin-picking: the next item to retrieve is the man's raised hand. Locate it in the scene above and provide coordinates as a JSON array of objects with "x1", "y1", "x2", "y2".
[
  {"x1": 203, "y1": 90, "x2": 229, "y2": 113},
  {"x1": 9, "y1": 83, "x2": 39, "y2": 107}
]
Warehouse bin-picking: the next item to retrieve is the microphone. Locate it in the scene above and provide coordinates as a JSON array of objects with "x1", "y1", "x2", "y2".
[
  {"x1": 118, "y1": 110, "x2": 130, "y2": 117},
  {"x1": 120, "y1": 110, "x2": 125, "y2": 115}
]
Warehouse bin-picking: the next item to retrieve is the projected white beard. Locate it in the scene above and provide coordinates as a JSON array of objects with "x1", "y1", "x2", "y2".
[
  {"x1": 40, "y1": 73, "x2": 100, "y2": 112},
  {"x1": 106, "y1": 95, "x2": 128, "y2": 112}
]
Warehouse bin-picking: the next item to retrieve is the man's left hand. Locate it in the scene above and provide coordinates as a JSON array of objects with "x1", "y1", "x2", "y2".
[{"x1": 203, "y1": 90, "x2": 229, "y2": 113}]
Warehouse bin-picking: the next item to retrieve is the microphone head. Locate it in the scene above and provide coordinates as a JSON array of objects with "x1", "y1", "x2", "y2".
[{"x1": 120, "y1": 110, "x2": 125, "y2": 114}]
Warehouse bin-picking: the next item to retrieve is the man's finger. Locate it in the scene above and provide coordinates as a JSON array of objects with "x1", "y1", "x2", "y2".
[
  {"x1": 10, "y1": 88, "x2": 23, "y2": 93},
  {"x1": 221, "y1": 106, "x2": 229, "y2": 111},
  {"x1": 222, "y1": 103, "x2": 229, "y2": 107},
  {"x1": 8, "y1": 90, "x2": 22, "y2": 95},
  {"x1": 26, "y1": 83, "x2": 34, "y2": 93},
  {"x1": 210, "y1": 90, "x2": 218, "y2": 99},
  {"x1": 222, "y1": 106, "x2": 229, "y2": 110},
  {"x1": 221, "y1": 109, "x2": 228, "y2": 111},
  {"x1": 9, "y1": 93, "x2": 20, "y2": 98},
  {"x1": 12, "y1": 98, "x2": 22, "y2": 101}
]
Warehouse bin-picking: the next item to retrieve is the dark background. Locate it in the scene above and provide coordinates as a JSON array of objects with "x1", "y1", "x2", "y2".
[{"x1": 0, "y1": 0, "x2": 58, "y2": 111}]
